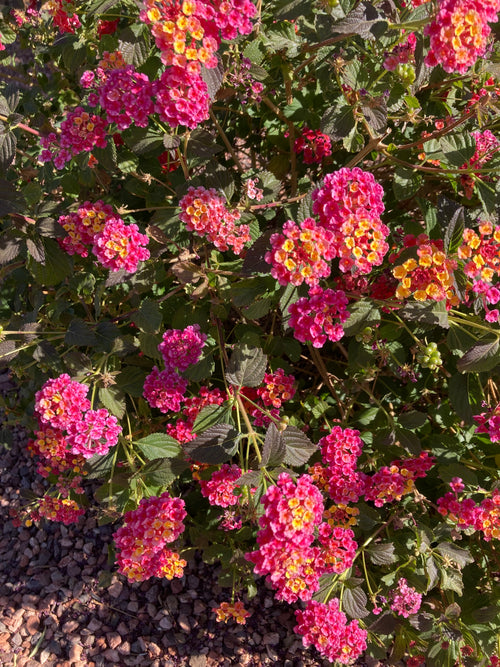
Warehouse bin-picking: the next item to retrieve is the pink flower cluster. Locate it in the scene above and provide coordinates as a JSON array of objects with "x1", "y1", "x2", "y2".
[
  {"x1": 318, "y1": 523, "x2": 357, "y2": 574},
  {"x1": 213, "y1": 601, "x2": 251, "y2": 624},
  {"x1": 154, "y1": 66, "x2": 210, "y2": 129},
  {"x1": 390, "y1": 578, "x2": 422, "y2": 618},
  {"x1": 34, "y1": 374, "x2": 121, "y2": 461},
  {"x1": 159, "y1": 324, "x2": 207, "y2": 372},
  {"x1": 257, "y1": 368, "x2": 295, "y2": 409},
  {"x1": 438, "y1": 483, "x2": 500, "y2": 541},
  {"x1": 28, "y1": 426, "x2": 85, "y2": 484},
  {"x1": 199, "y1": 463, "x2": 242, "y2": 507},
  {"x1": 460, "y1": 130, "x2": 500, "y2": 199},
  {"x1": 246, "y1": 473, "x2": 332, "y2": 604},
  {"x1": 294, "y1": 598, "x2": 367, "y2": 665},
  {"x1": 293, "y1": 127, "x2": 332, "y2": 164},
  {"x1": 40, "y1": 107, "x2": 107, "y2": 169},
  {"x1": 289, "y1": 285, "x2": 350, "y2": 348},
  {"x1": 312, "y1": 168, "x2": 388, "y2": 274},
  {"x1": 474, "y1": 401, "x2": 500, "y2": 441},
  {"x1": 179, "y1": 186, "x2": 250, "y2": 254},
  {"x1": 31, "y1": 495, "x2": 85, "y2": 525},
  {"x1": 58, "y1": 201, "x2": 150, "y2": 273},
  {"x1": 140, "y1": 0, "x2": 255, "y2": 72},
  {"x1": 316, "y1": 427, "x2": 366, "y2": 505},
  {"x1": 425, "y1": 0, "x2": 500, "y2": 74},
  {"x1": 364, "y1": 452, "x2": 435, "y2": 507},
  {"x1": 166, "y1": 386, "x2": 227, "y2": 442},
  {"x1": 244, "y1": 178, "x2": 264, "y2": 201},
  {"x1": 47, "y1": 0, "x2": 81, "y2": 33},
  {"x1": 113, "y1": 492, "x2": 187, "y2": 582},
  {"x1": 265, "y1": 218, "x2": 336, "y2": 287},
  {"x1": 144, "y1": 326, "x2": 207, "y2": 414},
  {"x1": 84, "y1": 64, "x2": 154, "y2": 130}
]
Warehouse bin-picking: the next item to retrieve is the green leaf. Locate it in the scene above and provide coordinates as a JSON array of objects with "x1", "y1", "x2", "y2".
[
  {"x1": 243, "y1": 297, "x2": 273, "y2": 320},
  {"x1": 65, "y1": 319, "x2": 98, "y2": 347},
  {"x1": 367, "y1": 543, "x2": 398, "y2": 566},
  {"x1": 440, "y1": 568, "x2": 463, "y2": 595},
  {"x1": 192, "y1": 404, "x2": 232, "y2": 434},
  {"x1": 138, "y1": 332, "x2": 162, "y2": 360},
  {"x1": 182, "y1": 424, "x2": 239, "y2": 463},
  {"x1": 443, "y1": 204, "x2": 465, "y2": 255},
  {"x1": 87, "y1": 0, "x2": 121, "y2": 13},
  {"x1": 282, "y1": 426, "x2": 317, "y2": 466},
  {"x1": 425, "y1": 555, "x2": 439, "y2": 591},
  {"x1": 332, "y1": 1, "x2": 387, "y2": 40},
  {"x1": 398, "y1": 411, "x2": 427, "y2": 429},
  {"x1": 132, "y1": 299, "x2": 162, "y2": 334},
  {"x1": 27, "y1": 238, "x2": 73, "y2": 286},
  {"x1": 456, "y1": 337, "x2": 500, "y2": 373},
  {"x1": 321, "y1": 103, "x2": 356, "y2": 141},
  {"x1": 0, "y1": 237, "x2": 21, "y2": 264},
  {"x1": 117, "y1": 366, "x2": 149, "y2": 397},
  {"x1": 84, "y1": 450, "x2": 116, "y2": 480},
  {"x1": 201, "y1": 60, "x2": 224, "y2": 101},
  {"x1": 448, "y1": 373, "x2": 473, "y2": 422},
  {"x1": 342, "y1": 586, "x2": 369, "y2": 619},
  {"x1": 394, "y1": 427, "x2": 421, "y2": 455},
  {"x1": 393, "y1": 167, "x2": 422, "y2": 200},
  {"x1": 0, "y1": 126, "x2": 16, "y2": 172},
  {"x1": 141, "y1": 456, "x2": 188, "y2": 486},
  {"x1": 360, "y1": 96, "x2": 387, "y2": 134},
  {"x1": 476, "y1": 178, "x2": 498, "y2": 215},
  {"x1": 225, "y1": 345, "x2": 267, "y2": 388},
  {"x1": 99, "y1": 386, "x2": 126, "y2": 419},
  {"x1": 439, "y1": 133, "x2": 475, "y2": 167},
  {"x1": 435, "y1": 543, "x2": 474, "y2": 569},
  {"x1": 342, "y1": 300, "x2": 380, "y2": 337},
  {"x1": 134, "y1": 433, "x2": 181, "y2": 460},
  {"x1": 119, "y1": 26, "x2": 150, "y2": 66},
  {"x1": 62, "y1": 39, "x2": 87, "y2": 72},
  {"x1": 399, "y1": 301, "x2": 449, "y2": 329},
  {"x1": 124, "y1": 126, "x2": 164, "y2": 155},
  {"x1": 261, "y1": 423, "x2": 286, "y2": 467}
]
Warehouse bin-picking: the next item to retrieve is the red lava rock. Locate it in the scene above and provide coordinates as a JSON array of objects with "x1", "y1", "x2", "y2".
[
  {"x1": 25, "y1": 613, "x2": 40, "y2": 635},
  {"x1": 103, "y1": 648, "x2": 120, "y2": 662},
  {"x1": 148, "y1": 641, "x2": 161, "y2": 658},
  {"x1": 68, "y1": 643, "x2": 83, "y2": 663},
  {"x1": 5, "y1": 608, "x2": 24, "y2": 632},
  {"x1": 107, "y1": 580, "x2": 123, "y2": 599},
  {"x1": 106, "y1": 631, "x2": 121, "y2": 649},
  {"x1": 0, "y1": 632, "x2": 10, "y2": 647},
  {"x1": 62, "y1": 620, "x2": 79, "y2": 634}
]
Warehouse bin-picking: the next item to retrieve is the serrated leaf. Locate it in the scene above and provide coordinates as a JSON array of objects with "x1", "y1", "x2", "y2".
[
  {"x1": 448, "y1": 373, "x2": 473, "y2": 422},
  {"x1": 440, "y1": 133, "x2": 475, "y2": 167},
  {"x1": 456, "y1": 337, "x2": 500, "y2": 373},
  {"x1": 62, "y1": 39, "x2": 87, "y2": 73},
  {"x1": 182, "y1": 424, "x2": 239, "y2": 463},
  {"x1": 27, "y1": 237, "x2": 72, "y2": 286},
  {"x1": 26, "y1": 238, "x2": 45, "y2": 264},
  {"x1": 394, "y1": 427, "x2": 421, "y2": 455},
  {"x1": 400, "y1": 301, "x2": 449, "y2": 328},
  {"x1": 440, "y1": 568, "x2": 463, "y2": 595},
  {"x1": 367, "y1": 543, "x2": 397, "y2": 565},
  {"x1": 65, "y1": 319, "x2": 97, "y2": 347},
  {"x1": 134, "y1": 433, "x2": 181, "y2": 460},
  {"x1": 124, "y1": 127, "x2": 163, "y2": 155},
  {"x1": 138, "y1": 332, "x2": 162, "y2": 360},
  {"x1": 141, "y1": 456, "x2": 188, "y2": 486},
  {"x1": 393, "y1": 167, "x2": 422, "y2": 200},
  {"x1": 332, "y1": 1, "x2": 387, "y2": 40},
  {"x1": 342, "y1": 300, "x2": 380, "y2": 337},
  {"x1": 360, "y1": 96, "x2": 387, "y2": 134},
  {"x1": 261, "y1": 423, "x2": 286, "y2": 467},
  {"x1": 236, "y1": 470, "x2": 262, "y2": 486},
  {"x1": 398, "y1": 411, "x2": 427, "y2": 429},
  {"x1": 282, "y1": 426, "x2": 317, "y2": 466},
  {"x1": 243, "y1": 297, "x2": 273, "y2": 320},
  {"x1": 343, "y1": 586, "x2": 369, "y2": 619},
  {"x1": 225, "y1": 345, "x2": 267, "y2": 388},
  {"x1": 0, "y1": 237, "x2": 21, "y2": 264},
  {"x1": 132, "y1": 298, "x2": 162, "y2": 334},
  {"x1": 84, "y1": 450, "x2": 116, "y2": 480},
  {"x1": 0, "y1": 129, "x2": 16, "y2": 171},
  {"x1": 443, "y1": 205, "x2": 465, "y2": 255},
  {"x1": 201, "y1": 59, "x2": 224, "y2": 100},
  {"x1": 192, "y1": 404, "x2": 231, "y2": 434},
  {"x1": 119, "y1": 26, "x2": 150, "y2": 66},
  {"x1": 321, "y1": 103, "x2": 356, "y2": 140},
  {"x1": 0, "y1": 340, "x2": 18, "y2": 365},
  {"x1": 99, "y1": 386, "x2": 126, "y2": 419},
  {"x1": 163, "y1": 134, "x2": 181, "y2": 150},
  {"x1": 435, "y1": 543, "x2": 474, "y2": 569},
  {"x1": 87, "y1": 0, "x2": 120, "y2": 14},
  {"x1": 116, "y1": 366, "x2": 149, "y2": 397},
  {"x1": 369, "y1": 611, "x2": 400, "y2": 635},
  {"x1": 476, "y1": 178, "x2": 498, "y2": 215}
]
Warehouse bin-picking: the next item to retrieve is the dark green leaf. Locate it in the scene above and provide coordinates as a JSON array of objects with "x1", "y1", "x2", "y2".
[
  {"x1": 282, "y1": 426, "x2": 317, "y2": 466},
  {"x1": 398, "y1": 411, "x2": 427, "y2": 429},
  {"x1": 448, "y1": 373, "x2": 473, "y2": 423},
  {"x1": 440, "y1": 568, "x2": 463, "y2": 595},
  {"x1": 393, "y1": 167, "x2": 422, "y2": 200},
  {"x1": 343, "y1": 586, "x2": 369, "y2": 619},
  {"x1": 400, "y1": 301, "x2": 449, "y2": 328},
  {"x1": 65, "y1": 319, "x2": 97, "y2": 347},
  {"x1": 182, "y1": 424, "x2": 239, "y2": 463},
  {"x1": 321, "y1": 103, "x2": 356, "y2": 141},
  {"x1": 367, "y1": 543, "x2": 398, "y2": 565},
  {"x1": 360, "y1": 96, "x2": 387, "y2": 134},
  {"x1": 476, "y1": 178, "x2": 498, "y2": 215},
  {"x1": 261, "y1": 423, "x2": 286, "y2": 467},
  {"x1": 119, "y1": 26, "x2": 150, "y2": 66},
  {"x1": 192, "y1": 404, "x2": 232, "y2": 434},
  {"x1": 394, "y1": 427, "x2": 421, "y2": 455},
  {"x1": 343, "y1": 300, "x2": 380, "y2": 337},
  {"x1": 0, "y1": 237, "x2": 21, "y2": 264},
  {"x1": 27, "y1": 238, "x2": 73, "y2": 286},
  {"x1": 87, "y1": 0, "x2": 121, "y2": 14},
  {"x1": 369, "y1": 612, "x2": 400, "y2": 635},
  {"x1": 141, "y1": 456, "x2": 188, "y2": 486},
  {"x1": 117, "y1": 366, "x2": 149, "y2": 397},
  {"x1": 134, "y1": 433, "x2": 181, "y2": 460},
  {"x1": 332, "y1": 1, "x2": 387, "y2": 40},
  {"x1": 132, "y1": 299, "x2": 162, "y2": 334},
  {"x1": 62, "y1": 39, "x2": 87, "y2": 72},
  {"x1": 124, "y1": 127, "x2": 164, "y2": 155},
  {"x1": 443, "y1": 204, "x2": 464, "y2": 255},
  {"x1": 0, "y1": 340, "x2": 18, "y2": 365},
  {"x1": 456, "y1": 337, "x2": 500, "y2": 373},
  {"x1": 99, "y1": 386, "x2": 126, "y2": 419},
  {"x1": 225, "y1": 345, "x2": 267, "y2": 388},
  {"x1": 435, "y1": 543, "x2": 474, "y2": 569},
  {"x1": 0, "y1": 128, "x2": 16, "y2": 172},
  {"x1": 439, "y1": 133, "x2": 475, "y2": 167},
  {"x1": 84, "y1": 450, "x2": 116, "y2": 480},
  {"x1": 201, "y1": 60, "x2": 224, "y2": 100}
]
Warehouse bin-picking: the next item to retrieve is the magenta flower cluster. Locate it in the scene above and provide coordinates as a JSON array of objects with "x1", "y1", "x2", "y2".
[
  {"x1": 293, "y1": 127, "x2": 332, "y2": 164},
  {"x1": 154, "y1": 66, "x2": 211, "y2": 129},
  {"x1": 199, "y1": 463, "x2": 242, "y2": 507},
  {"x1": 474, "y1": 401, "x2": 500, "y2": 442},
  {"x1": 438, "y1": 482, "x2": 500, "y2": 541},
  {"x1": 166, "y1": 386, "x2": 227, "y2": 443},
  {"x1": 317, "y1": 426, "x2": 367, "y2": 505},
  {"x1": 256, "y1": 368, "x2": 296, "y2": 409},
  {"x1": 143, "y1": 325, "x2": 207, "y2": 414},
  {"x1": 58, "y1": 200, "x2": 150, "y2": 273},
  {"x1": 179, "y1": 186, "x2": 250, "y2": 254},
  {"x1": 294, "y1": 598, "x2": 367, "y2": 665},
  {"x1": 113, "y1": 492, "x2": 187, "y2": 582},
  {"x1": 389, "y1": 578, "x2": 422, "y2": 618},
  {"x1": 289, "y1": 285, "x2": 350, "y2": 348}
]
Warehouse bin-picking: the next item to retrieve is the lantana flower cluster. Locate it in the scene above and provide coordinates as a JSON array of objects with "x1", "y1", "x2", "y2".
[
  {"x1": 383, "y1": 32, "x2": 416, "y2": 71},
  {"x1": 425, "y1": 0, "x2": 500, "y2": 74},
  {"x1": 294, "y1": 598, "x2": 367, "y2": 665},
  {"x1": 257, "y1": 368, "x2": 296, "y2": 409},
  {"x1": 392, "y1": 233, "x2": 459, "y2": 306},
  {"x1": 293, "y1": 127, "x2": 332, "y2": 164},
  {"x1": 438, "y1": 482, "x2": 500, "y2": 541},
  {"x1": 58, "y1": 200, "x2": 150, "y2": 273},
  {"x1": 389, "y1": 578, "x2": 422, "y2": 618},
  {"x1": 143, "y1": 325, "x2": 207, "y2": 413},
  {"x1": 474, "y1": 401, "x2": 500, "y2": 441},
  {"x1": 364, "y1": 452, "x2": 435, "y2": 507},
  {"x1": 113, "y1": 492, "x2": 187, "y2": 582},
  {"x1": 460, "y1": 130, "x2": 500, "y2": 199},
  {"x1": 199, "y1": 463, "x2": 242, "y2": 507},
  {"x1": 213, "y1": 600, "x2": 251, "y2": 624},
  {"x1": 312, "y1": 168, "x2": 389, "y2": 274},
  {"x1": 46, "y1": 0, "x2": 81, "y2": 33},
  {"x1": 166, "y1": 386, "x2": 227, "y2": 442},
  {"x1": 315, "y1": 427, "x2": 367, "y2": 505},
  {"x1": 289, "y1": 285, "x2": 350, "y2": 348},
  {"x1": 265, "y1": 218, "x2": 336, "y2": 287},
  {"x1": 179, "y1": 186, "x2": 250, "y2": 254},
  {"x1": 29, "y1": 495, "x2": 85, "y2": 526}
]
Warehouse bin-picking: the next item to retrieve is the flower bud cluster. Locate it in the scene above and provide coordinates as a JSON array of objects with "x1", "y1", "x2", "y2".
[
  {"x1": 179, "y1": 186, "x2": 250, "y2": 254},
  {"x1": 113, "y1": 492, "x2": 187, "y2": 582}
]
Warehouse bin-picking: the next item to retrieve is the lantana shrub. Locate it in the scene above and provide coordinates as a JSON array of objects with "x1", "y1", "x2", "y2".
[{"x1": 3, "y1": 0, "x2": 500, "y2": 665}]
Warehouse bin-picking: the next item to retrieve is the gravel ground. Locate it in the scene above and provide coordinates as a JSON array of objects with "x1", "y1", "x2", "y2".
[{"x1": 0, "y1": 371, "x2": 387, "y2": 667}]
